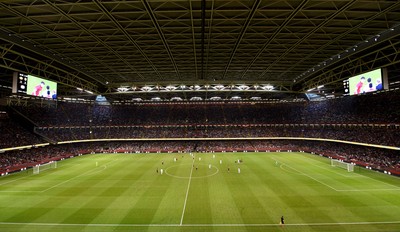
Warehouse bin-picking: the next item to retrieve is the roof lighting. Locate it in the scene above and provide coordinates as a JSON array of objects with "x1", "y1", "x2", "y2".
[
  {"x1": 151, "y1": 97, "x2": 161, "y2": 101},
  {"x1": 209, "y1": 96, "x2": 222, "y2": 101},
  {"x1": 261, "y1": 85, "x2": 274, "y2": 91},
  {"x1": 141, "y1": 86, "x2": 153, "y2": 92},
  {"x1": 238, "y1": 85, "x2": 250, "y2": 90},
  {"x1": 190, "y1": 97, "x2": 202, "y2": 101},
  {"x1": 171, "y1": 97, "x2": 182, "y2": 101},
  {"x1": 213, "y1": 85, "x2": 225, "y2": 90},
  {"x1": 165, "y1": 85, "x2": 177, "y2": 91}
]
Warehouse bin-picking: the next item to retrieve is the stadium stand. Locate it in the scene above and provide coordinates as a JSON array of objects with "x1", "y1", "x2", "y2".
[
  {"x1": 0, "y1": 90, "x2": 399, "y2": 176},
  {"x1": 0, "y1": 110, "x2": 44, "y2": 148},
  {"x1": 6, "y1": 90, "x2": 396, "y2": 146},
  {"x1": 32, "y1": 126, "x2": 400, "y2": 147},
  {"x1": 12, "y1": 89, "x2": 400, "y2": 126}
]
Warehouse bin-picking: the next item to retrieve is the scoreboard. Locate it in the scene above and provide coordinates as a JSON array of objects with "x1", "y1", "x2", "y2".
[{"x1": 12, "y1": 72, "x2": 57, "y2": 99}]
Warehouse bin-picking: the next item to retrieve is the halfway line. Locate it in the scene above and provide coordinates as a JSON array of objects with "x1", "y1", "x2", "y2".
[{"x1": 180, "y1": 154, "x2": 195, "y2": 225}]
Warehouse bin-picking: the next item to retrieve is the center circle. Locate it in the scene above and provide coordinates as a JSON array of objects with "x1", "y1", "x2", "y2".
[{"x1": 165, "y1": 163, "x2": 219, "y2": 179}]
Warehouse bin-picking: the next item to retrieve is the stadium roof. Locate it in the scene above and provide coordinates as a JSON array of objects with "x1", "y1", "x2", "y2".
[{"x1": 0, "y1": 0, "x2": 400, "y2": 101}]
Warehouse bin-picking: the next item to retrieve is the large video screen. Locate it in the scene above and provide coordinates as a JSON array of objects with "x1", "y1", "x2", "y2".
[
  {"x1": 348, "y1": 69, "x2": 383, "y2": 95},
  {"x1": 26, "y1": 75, "x2": 57, "y2": 99}
]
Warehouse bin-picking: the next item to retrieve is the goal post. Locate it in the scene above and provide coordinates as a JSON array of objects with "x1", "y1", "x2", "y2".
[
  {"x1": 33, "y1": 161, "x2": 57, "y2": 174},
  {"x1": 331, "y1": 159, "x2": 354, "y2": 172}
]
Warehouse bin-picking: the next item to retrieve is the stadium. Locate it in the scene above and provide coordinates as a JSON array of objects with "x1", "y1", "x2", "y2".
[{"x1": 0, "y1": 1, "x2": 400, "y2": 231}]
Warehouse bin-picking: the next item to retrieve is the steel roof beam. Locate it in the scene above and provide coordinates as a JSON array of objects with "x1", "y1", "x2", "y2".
[
  {"x1": 189, "y1": 0, "x2": 198, "y2": 80},
  {"x1": 0, "y1": 2, "x2": 120, "y2": 85},
  {"x1": 141, "y1": 0, "x2": 181, "y2": 79},
  {"x1": 92, "y1": 0, "x2": 162, "y2": 80},
  {"x1": 259, "y1": 0, "x2": 358, "y2": 78},
  {"x1": 42, "y1": 0, "x2": 146, "y2": 81},
  {"x1": 289, "y1": 1, "x2": 400, "y2": 85},
  {"x1": 239, "y1": 0, "x2": 310, "y2": 79},
  {"x1": 221, "y1": 0, "x2": 261, "y2": 80}
]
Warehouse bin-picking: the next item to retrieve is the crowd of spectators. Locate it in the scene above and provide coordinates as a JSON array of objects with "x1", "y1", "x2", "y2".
[
  {"x1": 13, "y1": 89, "x2": 400, "y2": 126},
  {"x1": 5, "y1": 89, "x2": 398, "y2": 147},
  {"x1": 34, "y1": 125, "x2": 400, "y2": 147},
  {"x1": 1, "y1": 90, "x2": 399, "y2": 175},
  {"x1": 1, "y1": 140, "x2": 399, "y2": 175},
  {"x1": 0, "y1": 112, "x2": 44, "y2": 148},
  {"x1": 0, "y1": 143, "x2": 90, "y2": 172}
]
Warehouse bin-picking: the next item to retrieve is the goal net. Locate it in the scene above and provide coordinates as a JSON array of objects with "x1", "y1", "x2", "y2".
[
  {"x1": 33, "y1": 161, "x2": 57, "y2": 174},
  {"x1": 331, "y1": 159, "x2": 354, "y2": 172}
]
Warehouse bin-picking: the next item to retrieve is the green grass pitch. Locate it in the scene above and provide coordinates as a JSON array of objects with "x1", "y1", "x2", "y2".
[{"x1": 0, "y1": 152, "x2": 399, "y2": 232}]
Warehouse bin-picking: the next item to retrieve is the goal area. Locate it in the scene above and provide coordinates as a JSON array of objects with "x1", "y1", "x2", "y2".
[
  {"x1": 33, "y1": 161, "x2": 57, "y2": 174},
  {"x1": 331, "y1": 159, "x2": 354, "y2": 172}
]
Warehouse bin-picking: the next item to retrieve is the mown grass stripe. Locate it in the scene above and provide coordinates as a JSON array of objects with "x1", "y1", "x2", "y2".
[{"x1": 0, "y1": 220, "x2": 399, "y2": 227}]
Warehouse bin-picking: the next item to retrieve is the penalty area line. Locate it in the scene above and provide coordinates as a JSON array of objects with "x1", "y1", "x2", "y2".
[
  {"x1": 0, "y1": 221, "x2": 399, "y2": 227},
  {"x1": 272, "y1": 158, "x2": 339, "y2": 191},
  {"x1": 40, "y1": 158, "x2": 120, "y2": 193}
]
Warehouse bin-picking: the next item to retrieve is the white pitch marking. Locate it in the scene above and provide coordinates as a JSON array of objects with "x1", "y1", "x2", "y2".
[
  {"x1": 293, "y1": 155, "x2": 352, "y2": 178},
  {"x1": 272, "y1": 158, "x2": 339, "y2": 191},
  {"x1": 40, "y1": 158, "x2": 120, "y2": 193},
  {"x1": 180, "y1": 155, "x2": 195, "y2": 225},
  {"x1": 0, "y1": 221, "x2": 399, "y2": 227},
  {"x1": 279, "y1": 164, "x2": 303, "y2": 176},
  {"x1": 296, "y1": 153, "x2": 400, "y2": 191},
  {"x1": 273, "y1": 157, "x2": 400, "y2": 192},
  {"x1": 336, "y1": 188, "x2": 400, "y2": 192},
  {"x1": 40, "y1": 167, "x2": 105, "y2": 192},
  {"x1": 0, "y1": 155, "x2": 120, "y2": 193},
  {"x1": 0, "y1": 190, "x2": 42, "y2": 193},
  {"x1": 165, "y1": 164, "x2": 219, "y2": 179},
  {"x1": 0, "y1": 175, "x2": 31, "y2": 186}
]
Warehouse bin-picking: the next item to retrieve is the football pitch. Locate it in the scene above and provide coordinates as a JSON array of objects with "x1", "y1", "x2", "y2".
[{"x1": 0, "y1": 152, "x2": 399, "y2": 232}]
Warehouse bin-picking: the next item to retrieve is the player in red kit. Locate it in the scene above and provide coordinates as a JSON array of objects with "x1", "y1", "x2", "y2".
[
  {"x1": 32, "y1": 81, "x2": 45, "y2": 96},
  {"x1": 355, "y1": 77, "x2": 365, "y2": 95}
]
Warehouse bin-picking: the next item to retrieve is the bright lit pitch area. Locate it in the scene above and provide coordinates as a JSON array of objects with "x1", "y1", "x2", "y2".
[{"x1": 0, "y1": 152, "x2": 399, "y2": 232}]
